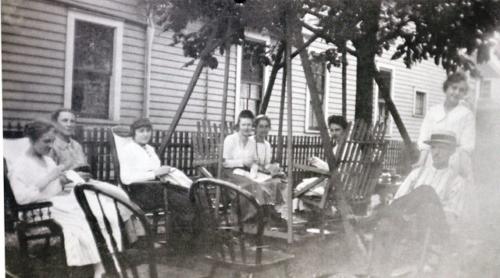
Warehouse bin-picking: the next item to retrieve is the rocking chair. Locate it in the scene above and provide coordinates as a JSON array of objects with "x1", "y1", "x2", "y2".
[
  {"x1": 189, "y1": 178, "x2": 294, "y2": 277},
  {"x1": 294, "y1": 120, "x2": 388, "y2": 231},
  {"x1": 4, "y1": 137, "x2": 66, "y2": 277},
  {"x1": 192, "y1": 120, "x2": 233, "y2": 178}
]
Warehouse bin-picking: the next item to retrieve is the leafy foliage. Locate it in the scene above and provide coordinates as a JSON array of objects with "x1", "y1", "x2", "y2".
[{"x1": 144, "y1": 0, "x2": 500, "y2": 75}]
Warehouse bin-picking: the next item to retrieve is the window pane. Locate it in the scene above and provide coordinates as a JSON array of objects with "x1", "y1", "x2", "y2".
[
  {"x1": 415, "y1": 91, "x2": 426, "y2": 116},
  {"x1": 72, "y1": 20, "x2": 114, "y2": 119},
  {"x1": 240, "y1": 41, "x2": 264, "y2": 115}
]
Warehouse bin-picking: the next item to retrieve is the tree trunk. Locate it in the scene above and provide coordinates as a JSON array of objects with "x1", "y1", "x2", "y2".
[
  {"x1": 354, "y1": 45, "x2": 376, "y2": 124},
  {"x1": 353, "y1": 0, "x2": 381, "y2": 124}
]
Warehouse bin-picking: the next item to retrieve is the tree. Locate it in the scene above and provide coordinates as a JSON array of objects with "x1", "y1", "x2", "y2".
[
  {"x1": 302, "y1": 0, "x2": 500, "y2": 123},
  {"x1": 149, "y1": 0, "x2": 500, "y2": 125}
]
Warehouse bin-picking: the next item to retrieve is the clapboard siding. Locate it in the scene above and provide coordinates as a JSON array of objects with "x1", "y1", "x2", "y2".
[
  {"x1": 2, "y1": 0, "x2": 147, "y2": 123},
  {"x1": 149, "y1": 27, "x2": 238, "y2": 131},
  {"x1": 3, "y1": 0, "x2": 449, "y2": 137},
  {"x1": 60, "y1": 0, "x2": 145, "y2": 24}
]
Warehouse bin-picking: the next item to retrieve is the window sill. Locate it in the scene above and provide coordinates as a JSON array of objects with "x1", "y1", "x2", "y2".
[{"x1": 76, "y1": 117, "x2": 120, "y2": 126}]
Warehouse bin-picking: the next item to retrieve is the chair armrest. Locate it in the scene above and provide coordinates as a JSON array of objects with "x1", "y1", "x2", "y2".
[
  {"x1": 15, "y1": 201, "x2": 52, "y2": 212},
  {"x1": 294, "y1": 163, "x2": 330, "y2": 176},
  {"x1": 192, "y1": 159, "x2": 219, "y2": 168},
  {"x1": 15, "y1": 201, "x2": 54, "y2": 223},
  {"x1": 127, "y1": 181, "x2": 165, "y2": 187},
  {"x1": 127, "y1": 180, "x2": 189, "y2": 192}
]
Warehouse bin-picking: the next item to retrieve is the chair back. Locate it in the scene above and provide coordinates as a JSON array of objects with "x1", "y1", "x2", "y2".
[
  {"x1": 74, "y1": 183, "x2": 158, "y2": 278},
  {"x1": 108, "y1": 126, "x2": 134, "y2": 186},
  {"x1": 189, "y1": 178, "x2": 266, "y2": 265},
  {"x1": 3, "y1": 137, "x2": 56, "y2": 230},
  {"x1": 4, "y1": 138, "x2": 31, "y2": 212},
  {"x1": 192, "y1": 120, "x2": 233, "y2": 177},
  {"x1": 336, "y1": 120, "x2": 387, "y2": 204}
]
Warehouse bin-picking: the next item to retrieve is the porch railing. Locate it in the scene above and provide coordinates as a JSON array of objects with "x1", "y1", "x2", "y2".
[{"x1": 3, "y1": 122, "x2": 411, "y2": 182}]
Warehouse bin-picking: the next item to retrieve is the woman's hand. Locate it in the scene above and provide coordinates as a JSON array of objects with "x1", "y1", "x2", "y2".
[
  {"x1": 309, "y1": 156, "x2": 329, "y2": 170},
  {"x1": 154, "y1": 166, "x2": 172, "y2": 178}
]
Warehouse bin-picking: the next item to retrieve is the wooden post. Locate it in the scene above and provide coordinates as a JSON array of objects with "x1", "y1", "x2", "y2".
[
  {"x1": 276, "y1": 61, "x2": 287, "y2": 165},
  {"x1": 259, "y1": 36, "x2": 319, "y2": 115},
  {"x1": 342, "y1": 41, "x2": 347, "y2": 118},
  {"x1": 158, "y1": 31, "x2": 221, "y2": 157},
  {"x1": 285, "y1": 13, "x2": 294, "y2": 243},
  {"x1": 374, "y1": 69, "x2": 417, "y2": 159},
  {"x1": 217, "y1": 44, "x2": 231, "y2": 178},
  {"x1": 259, "y1": 42, "x2": 285, "y2": 114}
]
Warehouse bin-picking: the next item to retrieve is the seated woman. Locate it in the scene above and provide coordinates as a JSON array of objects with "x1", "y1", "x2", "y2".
[
  {"x1": 118, "y1": 118, "x2": 195, "y2": 247},
  {"x1": 222, "y1": 110, "x2": 285, "y2": 223},
  {"x1": 8, "y1": 121, "x2": 125, "y2": 278}
]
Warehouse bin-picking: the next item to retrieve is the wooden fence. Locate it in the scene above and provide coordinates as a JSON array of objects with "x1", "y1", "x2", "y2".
[{"x1": 3, "y1": 122, "x2": 411, "y2": 182}]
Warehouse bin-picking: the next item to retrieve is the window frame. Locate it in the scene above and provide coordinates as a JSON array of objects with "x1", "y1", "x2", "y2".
[
  {"x1": 235, "y1": 32, "x2": 270, "y2": 121},
  {"x1": 64, "y1": 11, "x2": 123, "y2": 121},
  {"x1": 304, "y1": 61, "x2": 329, "y2": 133},
  {"x1": 413, "y1": 89, "x2": 427, "y2": 117}
]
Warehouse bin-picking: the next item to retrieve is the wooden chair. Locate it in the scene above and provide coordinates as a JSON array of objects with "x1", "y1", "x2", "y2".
[
  {"x1": 294, "y1": 121, "x2": 388, "y2": 227},
  {"x1": 108, "y1": 126, "x2": 169, "y2": 239},
  {"x1": 192, "y1": 120, "x2": 233, "y2": 178},
  {"x1": 74, "y1": 182, "x2": 158, "y2": 278},
  {"x1": 189, "y1": 178, "x2": 294, "y2": 277},
  {"x1": 4, "y1": 137, "x2": 66, "y2": 277}
]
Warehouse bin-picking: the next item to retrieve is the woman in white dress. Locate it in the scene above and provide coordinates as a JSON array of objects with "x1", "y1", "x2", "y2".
[
  {"x1": 222, "y1": 110, "x2": 284, "y2": 222},
  {"x1": 8, "y1": 121, "x2": 124, "y2": 278},
  {"x1": 416, "y1": 72, "x2": 475, "y2": 183}
]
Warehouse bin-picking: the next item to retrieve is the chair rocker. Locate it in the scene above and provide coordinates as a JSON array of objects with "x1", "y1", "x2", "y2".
[{"x1": 190, "y1": 178, "x2": 294, "y2": 277}]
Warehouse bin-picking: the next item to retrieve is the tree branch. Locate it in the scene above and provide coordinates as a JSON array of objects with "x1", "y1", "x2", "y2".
[{"x1": 301, "y1": 21, "x2": 358, "y2": 57}]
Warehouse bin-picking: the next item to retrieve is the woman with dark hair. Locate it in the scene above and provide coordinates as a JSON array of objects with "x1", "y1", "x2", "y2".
[
  {"x1": 118, "y1": 118, "x2": 195, "y2": 249},
  {"x1": 8, "y1": 121, "x2": 126, "y2": 278},
  {"x1": 416, "y1": 72, "x2": 475, "y2": 181},
  {"x1": 119, "y1": 118, "x2": 192, "y2": 187}
]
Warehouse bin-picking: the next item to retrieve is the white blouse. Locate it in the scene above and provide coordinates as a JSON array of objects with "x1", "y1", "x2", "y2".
[
  {"x1": 254, "y1": 139, "x2": 272, "y2": 168},
  {"x1": 223, "y1": 132, "x2": 256, "y2": 168},
  {"x1": 119, "y1": 141, "x2": 161, "y2": 185},
  {"x1": 417, "y1": 104, "x2": 475, "y2": 154},
  {"x1": 8, "y1": 151, "x2": 62, "y2": 204}
]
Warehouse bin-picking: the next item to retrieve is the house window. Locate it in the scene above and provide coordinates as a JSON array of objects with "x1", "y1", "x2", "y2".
[
  {"x1": 307, "y1": 61, "x2": 326, "y2": 130},
  {"x1": 414, "y1": 91, "x2": 427, "y2": 116},
  {"x1": 65, "y1": 12, "x2": 123, "y2": 120},
  {"x1": 240, "y1": 41, "x2": 265, "y2": 114},
  {"x1": 480, "y1": 80, "x2": 492, "y2": 98}
]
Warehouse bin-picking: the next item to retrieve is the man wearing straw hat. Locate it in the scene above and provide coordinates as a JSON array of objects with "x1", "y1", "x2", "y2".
[{"x1": 364, "y1": 130, "x2": 466, "y2": 276}]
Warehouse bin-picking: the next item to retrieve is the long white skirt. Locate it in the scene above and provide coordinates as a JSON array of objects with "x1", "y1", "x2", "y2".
[{"x1": 49, "y1": 181, "x2": 128, "y2": 266}]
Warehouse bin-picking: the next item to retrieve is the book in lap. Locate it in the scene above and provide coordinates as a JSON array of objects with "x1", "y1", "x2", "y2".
[
  {"x1": 159, "y1": 168, "x2": 193, "y2": 189},
  {"x1": 233, "y1": 168, "x2": 272, "y2": 183}
]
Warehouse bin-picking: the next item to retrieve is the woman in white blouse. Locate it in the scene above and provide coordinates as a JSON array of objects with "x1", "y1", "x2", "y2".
[
  {"x1": 118, "y1": 118, "x2": 195, "y2": 248},
  {"x1": 8, "y1": 121, "x2": 126, "y2": 278},
  {"x1": 416, "y1": 72, "x2": 475, "y2": 182}
]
